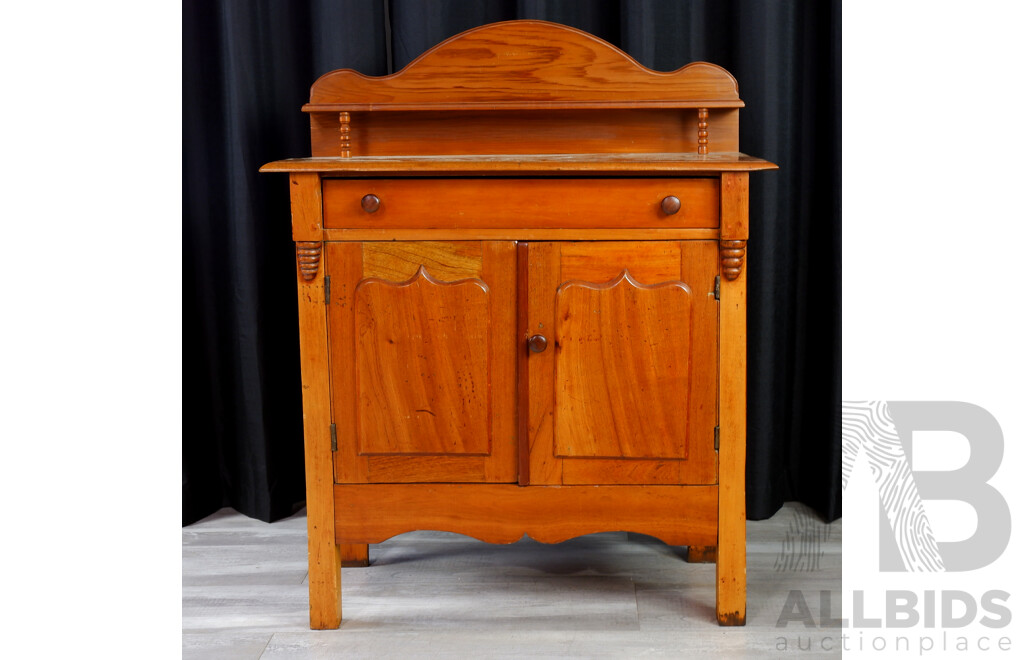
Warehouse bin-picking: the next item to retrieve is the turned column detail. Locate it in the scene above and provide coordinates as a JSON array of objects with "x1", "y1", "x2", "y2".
[
  {"x1": 719, "y1": 240, "x2": 746, "y2": 281},
  {"x1": 697, "y1": 108, "x2": 709, "y2": 154},
  {"x1": 339, "y1": 112, "x2": 351, "y2": 158}
]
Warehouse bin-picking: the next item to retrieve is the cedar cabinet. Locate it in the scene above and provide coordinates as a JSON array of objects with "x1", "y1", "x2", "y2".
[{"x1": 262, "y1": 20, "x2": 776, "y2": 630}]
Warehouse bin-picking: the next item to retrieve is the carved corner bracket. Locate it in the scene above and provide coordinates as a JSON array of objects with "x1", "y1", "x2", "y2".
[
  {"x1": 720, "y1": 240, "x2": 746, "y2": 281},
  {"x1": 296, "y1": 241, "x2": 322, "y2": 281}
]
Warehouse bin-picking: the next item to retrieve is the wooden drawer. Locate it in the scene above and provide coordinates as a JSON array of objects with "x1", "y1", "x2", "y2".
[{"x1": 322, "y1": 178, "x2": 719, "y2": 230}]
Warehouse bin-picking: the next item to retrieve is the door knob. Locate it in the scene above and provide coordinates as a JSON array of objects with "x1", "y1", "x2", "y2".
[
  {"x1": 361, "y1": 194, "x2": 381, "y2": 213},
  {"x1": 661, "y1": 195, "x2": 681, "y2": 215},
  {"x1": 527, "y1": 335, "x2": 548, "y2": 353}
]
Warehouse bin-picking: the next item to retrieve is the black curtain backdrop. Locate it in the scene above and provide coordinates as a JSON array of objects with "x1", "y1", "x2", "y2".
[{"x1": 183, "y1": 0, "x2": 841, "y2": 525}]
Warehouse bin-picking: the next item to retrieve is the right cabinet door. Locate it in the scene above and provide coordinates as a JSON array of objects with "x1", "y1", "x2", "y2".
[{"x1": 521, "y1": 241, "x2": 719, "y2": 485}]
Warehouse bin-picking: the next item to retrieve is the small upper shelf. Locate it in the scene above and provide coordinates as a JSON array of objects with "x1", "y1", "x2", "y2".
[{"x1": 271, "y1": 20, "x2": 769, "y2": 160}]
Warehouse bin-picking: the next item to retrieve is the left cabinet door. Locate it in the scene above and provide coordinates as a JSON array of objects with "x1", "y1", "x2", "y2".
[{"x1": 327, "y1": 241, "x2": 517, "y2": 484}]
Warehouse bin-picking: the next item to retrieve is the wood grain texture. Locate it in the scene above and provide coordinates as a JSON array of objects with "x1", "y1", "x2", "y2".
[
  {"x1": 481, "y1": 241, "x2": 519, "y2": 482},
  {"x1": 554, "y1": 271, "x2": 692, "y2": 459},
  {"x1": 366, "y1": 455, "x2": 486, "y2": 482},
  {"x1": 326, "y1": 242, "x2": 369, "y2": 484},
  {"x1": 717, "y1": 191, "x2": 748, "y2": 627},
  {"x1": 523, "y1": 241, "x2": 561, "y2": 485},
  {"x1": 677, "y1": 240, "x2": 720, "y2": 484},
  {"x1": 330, "y1": 241, "x2": 517, "y2": 484},
  {"x1": 288, "y1": 172, "x2": 323, "y2": 241},
  {"x1": 261, "y1": 152, "x2": 778, "y2": 175},
  {"x1": 559, "y1": 241, "x2": 682, "y2": 282},
  {"x1": 334, "y1": 484, "x2": 719, "y2": 547},
  {"x1": 311, "y1": 108, "x2": 739, "y2": 157},
  {"x1": 295, "y1": 242, "x2": 340, "y2": 629},
  {"x1": 361, "y1": 241, "x2": 483, "y2": 281},
  {"x1": 354, "y1": 267, "x2": 491, "y2": 456},
  {"x1": 720, "y1": 172, "x2": 749, "y2": 240},
  {"x1": 322, "y1": 178, "x2": 719, "y2": 230},
  {"x1": 562, "y1": 459, "x2": 681, "y2": 485},
  {"x1": 307, "y1": 21, "x2": 741, "y2": 111}
]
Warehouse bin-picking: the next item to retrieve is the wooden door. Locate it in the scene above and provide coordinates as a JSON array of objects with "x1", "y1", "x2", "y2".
[
  {"x1": 520, "y1": 241, "x2": 718, "y2": 485},
  {"x1": 327, "y1": 241, "x2": 517, "y2": 483}
]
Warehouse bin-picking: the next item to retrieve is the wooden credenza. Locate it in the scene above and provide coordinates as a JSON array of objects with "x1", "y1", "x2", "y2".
[{"x1": 262, "y1": 20, "x2": 775, "y2": 629}]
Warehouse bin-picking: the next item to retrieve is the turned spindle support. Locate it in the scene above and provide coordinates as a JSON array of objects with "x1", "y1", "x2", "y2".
[
  {"x1": 339, "y1": 112, "x2": 351, "y2": 158},
  {"x1": 697, "y1": 108, "x2": 709, "y2": 155}
]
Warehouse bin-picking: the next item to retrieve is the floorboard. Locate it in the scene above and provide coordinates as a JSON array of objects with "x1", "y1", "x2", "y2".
[{"x1": 182, "y1": 502, "x2": 841, "y2": 658}]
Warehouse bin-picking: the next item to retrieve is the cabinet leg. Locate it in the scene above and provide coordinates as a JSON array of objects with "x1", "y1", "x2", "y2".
[
  {"x1": 683, "y1": 545, "x2": 717, "y2": 563},
  {"x1": 308, "y1": 539, "x2": 342, "y2": 629},
  {"x1": 716, "y1": 193, "x2": 747, "y2": 626},
  {"x1": 340, "y1": 543, "x2": 370, "y2": 567},
  {"x1": 294, "y1": 234, "x2": 343, "y2": 630}
]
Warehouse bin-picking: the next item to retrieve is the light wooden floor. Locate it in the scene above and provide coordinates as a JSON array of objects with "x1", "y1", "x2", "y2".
[{"x1": 183, "y1": 502, "x2": 840, "y2": 659}]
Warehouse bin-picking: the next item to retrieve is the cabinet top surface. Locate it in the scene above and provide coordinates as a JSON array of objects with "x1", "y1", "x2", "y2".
[{"x1": 260, "y1": 152, "x2": 777, "y2": 175}]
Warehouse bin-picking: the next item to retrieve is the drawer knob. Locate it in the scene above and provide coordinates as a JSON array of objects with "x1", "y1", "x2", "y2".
[
  {"x1": 361, "y1": 194, "x2": 381, "y2": 213},
  {"x1": 527, "y1": 335, "x2": 548, "y2": 353},
  {"x1": 661, "y1": 195, "x2": 681, "y2": 215}
]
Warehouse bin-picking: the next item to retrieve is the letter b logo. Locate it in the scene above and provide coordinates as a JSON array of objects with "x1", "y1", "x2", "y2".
[{"x1": 842, "y1": 401, "x2": 1010, "y2": 572}]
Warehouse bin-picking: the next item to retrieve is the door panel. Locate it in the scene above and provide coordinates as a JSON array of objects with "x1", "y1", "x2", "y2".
[
  {"x1": 554, "y1": 271, "x2": 692, "y2": 459},
  {"x1": 328, "y1": 241, "x2": 517, "y2": 484},
  {"x1": 355, "y1": 269, "x2": 490, "y2": 456},
  {"x1": 521, "y1": 241, "x2": 718, "y2": 485}
]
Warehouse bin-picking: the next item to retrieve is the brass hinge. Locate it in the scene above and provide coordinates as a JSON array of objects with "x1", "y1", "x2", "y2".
[
  {"x1": 330, "y1": 423, "x2": 337, "y2": 452},
  {"x1": 714, "y1": 425, "x2": 720, "y2": 451},
  {"x1": 324, "y1": 275, "x2": 331, "y2": 304},
  {"x1": 714, "y1": 275, "x2": 720, "y2": 301}
]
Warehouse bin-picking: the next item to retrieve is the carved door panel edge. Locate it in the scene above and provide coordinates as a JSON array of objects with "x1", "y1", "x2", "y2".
[
  {"x1": 327, "y1": 241, "x2": 517, "y2": 484},
  {"x1": 521, "y1": 241, "x2": 719, "y2": 486}
]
